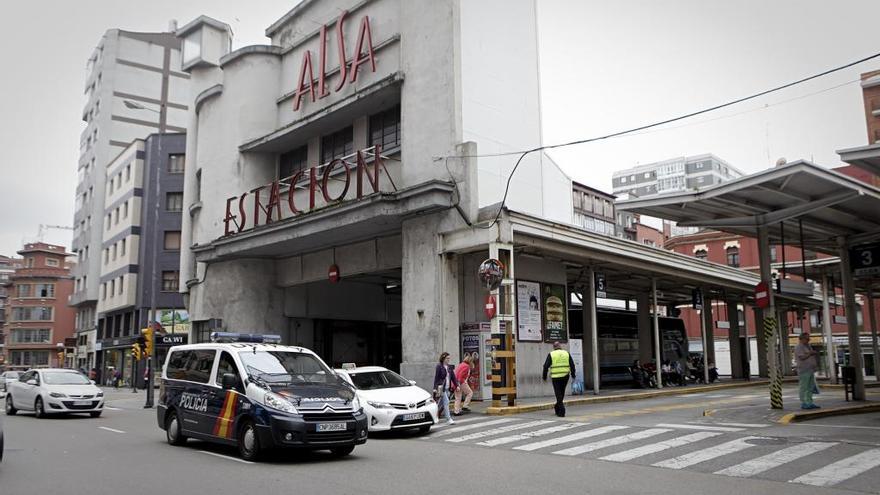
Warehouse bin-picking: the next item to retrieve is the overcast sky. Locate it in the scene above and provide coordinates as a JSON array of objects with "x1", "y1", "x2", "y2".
[{"x1": 2, "y1": 0, "x2": 879, "y2": 255}]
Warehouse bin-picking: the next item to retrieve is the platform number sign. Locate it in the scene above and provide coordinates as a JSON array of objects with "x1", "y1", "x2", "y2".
[
  {"x1": 850, "y1": 244, "x2": 880, "y2": 278},
  {"x1": 595, "y1": 273, "x2": 607, "y2": 299},
  {"x1": 692, "y1": 288, "x2": 703, "y2": 310}
]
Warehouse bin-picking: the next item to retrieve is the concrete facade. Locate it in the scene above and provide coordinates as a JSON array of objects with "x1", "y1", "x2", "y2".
[
  {"x1": 177, "y1": 0, "x2": 574, "y2": 391},
  {"x1": 612, "y1": 154, "x2": 743, "y2": 198},
  {"x1": 70, "y1": 27, "x2": 189, "y2": 372}
]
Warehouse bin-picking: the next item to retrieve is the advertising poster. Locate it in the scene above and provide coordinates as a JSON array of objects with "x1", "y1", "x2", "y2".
[
  {"x1": 461, "y1": 333, "x2": 481, "y2": 397},
  {"x1": 569, "y1": 339, "x2": 584, "y2": 395},
  {"x1": 158, "y1": 309, "x2": 190, "y2": 334},
  {"x1": 516, "y1": 280, "x2": 543, "y2": 341},
  {"x1": 543, "y1": 284, "x2": 568, "y2": 342}
]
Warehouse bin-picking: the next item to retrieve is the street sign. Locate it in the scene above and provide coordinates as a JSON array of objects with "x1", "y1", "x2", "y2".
[
  {"x1": 716, "y1": 320, "x2": 731, "y2": 329},
  {"x1": 595, "y1": 272, "x2": 607, "y2": 299},
  {"x1": 692, "y1": 288, "x2": 703, "y2": 310},
  {"x1": 328, "y1": 264, "x2": 340, "y2": 283},
  {"x1": 754, "y1": 281, "x2": 770, "y2": 308},
  {"x1": 850, "y1": 244, "x2": 880, "y2": 278},
  {"x1": 158, "y1": 335, "x2": 188, "y2": 346},
  {"x1": 484, "y1": 295, "x2": 497, "y2": 319}
]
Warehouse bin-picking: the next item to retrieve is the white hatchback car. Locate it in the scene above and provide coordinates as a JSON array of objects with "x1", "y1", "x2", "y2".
[
  {"x1": 335, "y1": 366, "x2": 437, "y2": 433},
  {"x1": 5, "y1": 369, "x2": 104, "y2": 418}
]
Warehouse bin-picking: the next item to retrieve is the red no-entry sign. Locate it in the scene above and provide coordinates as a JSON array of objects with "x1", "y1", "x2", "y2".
[
  {"x1": 755, "y1": 281, "x2": 770, "y2": 308},
  {"x1": 484, "y1": 295, "x2": 497, "y2": 319},
  {"x1": 328, "y1": 264, "x2": 340, "y2": 283}
]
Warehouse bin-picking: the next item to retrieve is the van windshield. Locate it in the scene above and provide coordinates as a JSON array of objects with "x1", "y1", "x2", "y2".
[{"x1": 238, "y1": 351, "x2": 337, "y2": 386}]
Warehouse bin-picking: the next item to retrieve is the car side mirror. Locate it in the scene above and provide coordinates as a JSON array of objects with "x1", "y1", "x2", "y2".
[
  {"x1": 409, "y1": 380, "x2": 417, "y2": 386},
  {"x1": 26, "y1": 379, "x2": 37, "y2": 386},
  {"x1": 221, "y1": 373, "x2": 237, "y2": 390}
]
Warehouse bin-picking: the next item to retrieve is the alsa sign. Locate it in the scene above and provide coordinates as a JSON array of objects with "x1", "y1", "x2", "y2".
[
  {"x1": 292, "y1": 11, "x2": 377, "y2": 111},
  {"x1": 223, "y1": 146, "x2": 393, "y2": 236}
]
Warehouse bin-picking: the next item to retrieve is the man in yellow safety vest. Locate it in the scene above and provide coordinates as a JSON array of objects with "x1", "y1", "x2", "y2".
[{"x1": 542, "y1": 341, "x2": 576, "y2": 417}]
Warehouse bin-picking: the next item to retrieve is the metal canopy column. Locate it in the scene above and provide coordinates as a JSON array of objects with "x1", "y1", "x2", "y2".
[
  {"x1": 778, "y1": 308, "x2": 793, "y2": 376},
  {"x1": 652, "y1": 278, "x2": 662, "y2": 389},
  {"x1": 637, "y1": 293, "x2": 652, "y2": 363},
  {"x1": 585, "y1": 268, "x2": 600, "y2": 394},
  {"x1": 703, "y1": 289, "x2": 715, "y2": 369},
  {"x1": 838, "y1": 237, "x2": 865, "y2": 400},
  {"x1": 727, "y1": 299, "x2": 744, "y2": 379},
  {"x1": 758, "y1": 226, "x2": 783, "y2": 408},
  {"x1": 868, "y1": 288, "x2": 879, "y2": 381},
  {"x1": 821, "y1": 272, "x2": 837, "y2": 383}
]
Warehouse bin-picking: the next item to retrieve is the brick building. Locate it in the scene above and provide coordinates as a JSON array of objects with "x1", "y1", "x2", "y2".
[{"x1": 1, "y1": 244, "x2": 76, "y2": 371}]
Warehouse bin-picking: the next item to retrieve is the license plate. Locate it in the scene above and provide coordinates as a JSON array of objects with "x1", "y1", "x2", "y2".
[
  {"x1": 402, "y1": 412, "x2": 426, "y2": 421},
  {"x1": 316, "y1": 422, "x2": 347, "y2": 432},
  {"x1": 74, "y1": 400, "x2": 92, "y2": 406}
]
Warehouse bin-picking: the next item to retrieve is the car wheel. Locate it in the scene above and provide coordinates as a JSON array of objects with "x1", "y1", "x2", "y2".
[
  {"x1": 5, "y1": 395, "x2": 16, "y2": 416},
  {"x1": 34, "y1": 397, "x2": 45, "y2": 418},
  {"x1": 165, "y1": 410, "x2": 187, "y2": 446},
  {"x1": 418, "y1": 424, "x2": 431, "y2": 434},
  {"x1": 330, "y1": 445, "x2": 355, "y2": 457},
  {"x1": 90, "y1": 410, "x2": 102, "y2": 418},
  {"x1": 237, "y1": 420, "x2": 262, "y2": 462}
]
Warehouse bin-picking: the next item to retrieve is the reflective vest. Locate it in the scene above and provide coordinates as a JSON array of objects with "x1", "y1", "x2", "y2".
[{"x1": 549, "y1": 349, "x2": 571, "y2": 378}]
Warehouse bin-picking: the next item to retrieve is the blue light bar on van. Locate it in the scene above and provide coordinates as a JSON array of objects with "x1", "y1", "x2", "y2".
[{"x1": 209, "y1": 332, "x2": 282, "y2": 344}]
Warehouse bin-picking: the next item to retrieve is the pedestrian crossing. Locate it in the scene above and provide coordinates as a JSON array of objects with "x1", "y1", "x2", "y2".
[{"x1": 420, "y1": 416, "x2": 879, "y2": 490}]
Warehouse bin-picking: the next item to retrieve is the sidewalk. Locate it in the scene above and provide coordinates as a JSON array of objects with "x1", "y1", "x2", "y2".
[{"x1": 463, "y1": 378, "x2": 799, "y2": 416}]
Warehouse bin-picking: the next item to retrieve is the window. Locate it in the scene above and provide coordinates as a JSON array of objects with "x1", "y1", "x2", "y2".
[
  {"x1": 166, "y1": 193, "x2": 183, "y2": 212},
  {"x1": 104, "y1": 248, "x2": 109, "y2": 265},
  {"x1": 162, "y1": 271, "x2": 179, "y2": 292},
  {"x1": 572, "y1": 191, "x2": 582, "y2": 209},
  {"x1": 106, "y1": 213, "x2": 112, "y2": 230},
  {"x1": 12, "y1": 307, "x2": 52, "y2": 321},
  {"x1": 770, "y1": 246, "x2": 777, "y2": 263},
  {"x1": 16, "y1": 284, "x2": 31, "y2": 298},
  {"x1": 183, "y1": 350, "x2": 216, "y2": 383},
  {"x1": 320, "y1": 126, "x2": 354, "y2": 163},
  {"x1": 164, "y1": 231, "x2": 181, "y2": 250},
  {"x1": 581, "y1": 194, "x2": 593, "y2": 212},
  {"x1": 695, "y1": 249, "x2": 708, "y2": 261},
  {"x1": 125, "y1": 164, "x2": 131, "y2": 182},
  {"x1": 110, "y1": 279, "x2": 115, "y2": 296},
  {"x1": 10, "y1": 351, "x2": 50, "y2": 367},
  {"x1": 118, "y1": 276, "x2": 124, "y2": 295},
  {"x1": 114, "y1": 207, "x2": 119, "y2": 225},
  {"x1": 621, "y1": 176, "x2": 627, "y2": 184},
  {"x1": 26, "y1": 257, "x2": 34, "y2": 268},
  {"x1": 101, "y1": 283, "x2": 106, "y2": 300},
  {"x1": 165, "y1": 350, "x2": 192, "y2": 380},
  {"x1": 46, "y1": 258, "x2": 59, "y2": 267},
  {"x1": 123, "y1": 200, "x2": 129, "y2": 219},
  {"x1": 214, "y1": 351, "x2": 243, "y2": 391},
  {"x1": 35, "y1": 284, "x2": 55, "y2": 298},
  {"x1": 726, "y1": 247, "x2": 740, "y2": 268},
  {"x1": 168, "y1": 154, "x2": 186, "y2": 173},
  {"x1": 369, "y1": 105, "x2": 401, "y2": 150},
  {"x1": 279, "y1": 145, "x2": 308, "y2": 179},
  {"x1": 120, "y1": 238, "x2": 126, "y2": 256},
  {"x1": 112, "y1": 244, "x2": 117, "y2": 261},
  {"x1": 11, "y1": 328, "x2": 51, "y2": 344},
  {"x1": 644, "y1": 172, "x2": 651, "y2": 179}
]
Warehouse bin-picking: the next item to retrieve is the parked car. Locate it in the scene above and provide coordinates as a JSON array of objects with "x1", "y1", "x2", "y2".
[
  {"x1": 335, "y1": 366, "x2": 437, "y2": 433},
  {"x1": 5, "y1": 369, "x2": 104, "y2": 418},
  {"x1": 0, "y1": 371, "x2": 22, "y2": 397}
]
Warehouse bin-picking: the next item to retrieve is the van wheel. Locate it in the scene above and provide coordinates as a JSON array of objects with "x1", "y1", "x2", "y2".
[
  {"x1": 238, "y1": 420, "x2": 262, "y2": 461},
  {"x1": 34, "y1": 398, "x2": 45, "y2": 418},
  {"x1": 5, "y1": 396, "x2": 16, "y2": 416},
  {"x1": 330, "y1": 445, "x2": 355, "y2": 457},
  {"x1": 166, "y1": 410, "x2": 187, "y2": 446}
]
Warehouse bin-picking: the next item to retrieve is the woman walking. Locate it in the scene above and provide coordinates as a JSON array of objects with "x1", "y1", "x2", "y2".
[
  {"x1": 433, "y1": 352, "x2": 459, "y2": 425},
  {"x1": 453, "y1": 353, "x2": 474, "y2": 416}
]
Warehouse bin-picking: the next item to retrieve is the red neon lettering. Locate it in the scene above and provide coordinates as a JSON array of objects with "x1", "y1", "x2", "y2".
[
  {"x1": 292, "y1": 51, "x2": 316, "y2": 111},
  {"x1": 224, "y1": 196, "x2": 238, "y2": 236},
  {"x1": 286, "y1": 171, "x2": 304, "y2": 214},
  {"x1": 356, "y1": 146, "x2": 381, "y2": 197},
  {"x1": 265, "y1": 181, "x2": 282, "y2": 223},
  {"x1": 237, "y1": 193, "x2": 248, "y2": 233},
  {"x1": 322, "y1": 159, "x2": 351, "y2": 203},
  {"x1": 318, "y1": 23, "x2": 330, "y2": 98},
  {"x1": 349, "y1": 16, "x2": 376, "y2": 83},
  {"x1": 334, "y1": 11, "x2": 349, "y2": 92}
]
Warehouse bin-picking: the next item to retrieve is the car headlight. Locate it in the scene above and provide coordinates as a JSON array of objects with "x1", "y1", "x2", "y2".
[
  {"x1": 263, "y1": 392, "x2": 298, "y2": 414},
  {"x1": 367, "y1": 400, "x2": 393, "y2": 409},
  {"x1": 96, "y1": 391, "x2": 104, "y2": 398},
  {"x1": 426, "y1": 397, "x2": 436, "y2": 405},
  {"x1": 49, "y1": 392, "x2": 67, "y2": 398}
]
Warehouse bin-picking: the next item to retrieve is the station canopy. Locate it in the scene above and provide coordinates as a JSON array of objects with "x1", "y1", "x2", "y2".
[{"x1": 616, "y1": 161, "x2": 880, "y2": 255}]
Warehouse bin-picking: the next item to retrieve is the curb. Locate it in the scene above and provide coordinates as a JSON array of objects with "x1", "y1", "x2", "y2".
[
  {"x1": 778, "y1": 402, "x2": 880, "y2": 424},
  {"x1": 485, "y1": 378, "x2": 798, "y2": 416}
]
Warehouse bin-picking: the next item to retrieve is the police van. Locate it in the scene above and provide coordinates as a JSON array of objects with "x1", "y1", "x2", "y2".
[{"x1": 157, "y1": 333, "x2": 367, "y2": 461}]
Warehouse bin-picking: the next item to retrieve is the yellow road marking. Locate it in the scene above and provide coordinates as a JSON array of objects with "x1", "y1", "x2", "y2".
[{"x1": 566, "y1": 395, "x2": 764, "y2": 422}]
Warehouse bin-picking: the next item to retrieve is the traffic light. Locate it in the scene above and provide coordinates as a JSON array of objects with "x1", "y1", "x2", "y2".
[
  {"x1": 142, "y1": 327, "x2": 154, "y2": 358},
  {"x1": 131, "y1": 342, "x2": 142, "y2": 360}
]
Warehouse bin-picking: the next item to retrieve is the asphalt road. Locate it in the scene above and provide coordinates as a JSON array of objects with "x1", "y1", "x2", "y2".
[{"x1": 1, "y1": 386, "x2": 878, "y2": 495}]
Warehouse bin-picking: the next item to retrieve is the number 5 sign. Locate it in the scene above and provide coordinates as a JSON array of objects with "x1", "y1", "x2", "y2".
[{"x1": 850, "y1": 244, "x2": 880, "y2": 278}]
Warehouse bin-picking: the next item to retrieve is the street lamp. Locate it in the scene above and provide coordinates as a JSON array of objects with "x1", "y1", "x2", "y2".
[{"x1": 123, "y1": 99, "x2": 160, "y2": 113}]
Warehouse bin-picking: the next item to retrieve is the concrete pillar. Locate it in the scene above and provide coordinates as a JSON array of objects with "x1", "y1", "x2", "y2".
[
  {"x1": 838, "y1": 237, "x2": 865, "y2": 400},
  {"x1": 637, "y1": 293, "x2": 653, "y2": 363},
  {"x1": 727, "y1": 300, "x2": 744, "y2": 379},
  {"x1": 585, "y1": 269, "x2": 600, "y2": 394},
  {"x1": 703, "y1": 290, "x2": 715, "y2": 368},
  {"x1": 868, "y1": 289, "x2": 879, "y2": 381},
  {"x1": 821, "y1": 272, "x2": 837, "y2": 383},
  {"x1": 652, "y1": 278, "x2": 662, "y2": 388},
  {"x1": 400, "y1": 213, "x2": 461, "y2": 391},
  {"x1": 754, "y1": 306, "x2": 768, "y2": 377},
  {"x1": 758, "y1": 226, "x2": 782, "y2": 408}
]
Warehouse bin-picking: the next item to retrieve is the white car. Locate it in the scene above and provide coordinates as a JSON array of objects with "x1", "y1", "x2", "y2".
[
  {"x1": 0, "y1": 371, "x2": 22, "y2": 397},
  {"x1": 5, "y1": 369, "x2": 104, "y2": 418},
  {"x1": 335, "y1": 366, "x2": 437, "y2": 433}
]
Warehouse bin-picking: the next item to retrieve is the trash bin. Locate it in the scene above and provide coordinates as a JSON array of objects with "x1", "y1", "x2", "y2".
[{"x1": 842, "y1": 366, "x2": 856, "y2": 401}]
